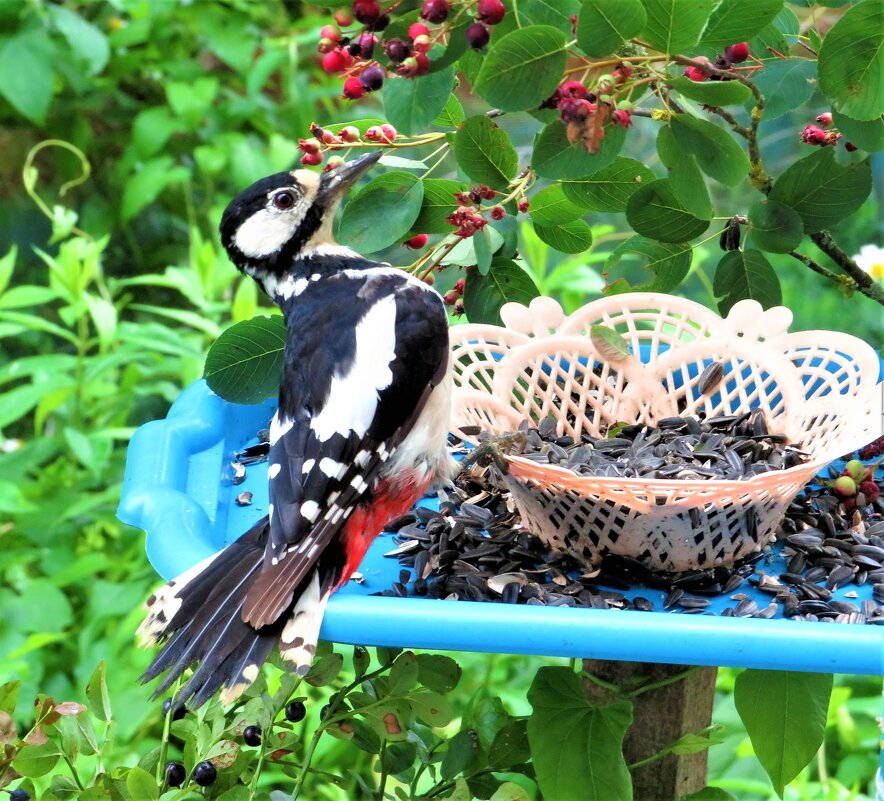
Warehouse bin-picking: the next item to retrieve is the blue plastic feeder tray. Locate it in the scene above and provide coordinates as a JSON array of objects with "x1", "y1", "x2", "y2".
[{"x1": 118, "y1": 378, "x2": 884, "y2": 677}]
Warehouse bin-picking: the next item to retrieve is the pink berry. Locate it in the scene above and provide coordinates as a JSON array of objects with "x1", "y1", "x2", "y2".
[
  {"x1": 320, "y1": 24, "x2": 341, "y2": 42},
  {"x1": 322, "y1": 49, "x2": 348, "y2": 73},
  {"x1": 404, "y1": 233, "x2": 428, "y2": 249},
  {"x1": 421, "y1": 0, "x2": 450, "y2": 24},
  {"x1": 317, "y1": 37, "x2": 337, "y2": 54},
  {"x1": 342, "y1": 76, "x2": 365, "y2": 99},
  {"x1": 518, "y1": 199, "x2": 529, "y2": 213},
  {"x1": 334, "y1": 9, "x2": 354, "y2": 26},
  {"x1": 611, "y1": 109, "x2": 632, "y2": 129},
  {"x1": 408, "y1": 22, "x2": 430, "y2": 39},
  {"x1": 684, "y1": 57, "x2": 711, "y2": 82},
  {"x1": 298, "y1": 137, "x2": 321, "y2": 154},
  {"x1": 724, "y1": 42, "x2": 750, "y2": 64},
  {"x1": 477, "y1": 0, "x2": 505, "y2": 25},
  {"x1": 443, "y1": 289, "x2": 459, "y2": 305},
  {"x1": 412, "y1": 34, "x2": 432, "y2": 53},
  {"x1": 454, "y1": 278, "x2": 465, "y2": 293},
  {"x1": 465, "y1": 23, "x2": 489, "y2": 50},
  {"x1": 354, "y1": 32, "x2": 378, "y2": 58},
  {"x1": 364, "y1": 125, "x2": 383, "y2": 141},
  {"x1": 340, "y1": 125, "x2": 361, "y2": 142},
  {"x1": 558, "y1": 80, "x2": 588, "y2": 98},
  {"x1": 860, "y1": 479, "x2": 880, "y2": 502},
  {"x1": 359, "y1": 65, "x2": 385, "y2": 91},
  {"x1": 324, "y1": 156, "x2": 346, "y2": 171},
  {"x1": 380, "y1": 123, "x2": 397, "y2": 141},
  {"x1": 816, "y1": 112, "x2": 833, "y2": 127},
  {"x1": 411, "y1": 53, "x2": 430, "y2": 75},
  {"x1": 301, "y1": 152, "x2": 323, "y2": 166},
  {"x1": 352, "y1": 0, "x2": 381, "y2": 25},
  {"x1": 834, "y1": 476, "x2": 857, "y2": 497},
  {"x1": 490, "y1": 205, "x2": 505, "y2": 220}
]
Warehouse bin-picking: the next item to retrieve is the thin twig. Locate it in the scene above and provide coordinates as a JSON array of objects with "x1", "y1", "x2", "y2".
[{"x1": 810, "y1": 230, "x2": 884, "y2": 304}]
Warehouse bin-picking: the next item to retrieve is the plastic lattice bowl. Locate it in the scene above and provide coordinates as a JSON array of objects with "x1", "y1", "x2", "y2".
[{"x1": 449, "y1": 293, "x2": 879, "y2": 573}]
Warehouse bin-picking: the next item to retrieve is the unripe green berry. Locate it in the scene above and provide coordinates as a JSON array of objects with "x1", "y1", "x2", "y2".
[
  {"x1": 845, "y1": 459, "x2": 866, "y2": 482},
  {"x1": 834, "y1": 475, "x2": 857, "y2": 497}
]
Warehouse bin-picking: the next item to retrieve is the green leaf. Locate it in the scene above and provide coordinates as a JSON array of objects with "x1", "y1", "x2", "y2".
[
  {"x1": 640, "y1": 0, "x2": 713, "y2": 54},
  {"x1": 384, "y1": 68, "x2": 456, "y2": 136},
  {"x1": 0, "y1": 244, "x2": 16, "y2": 297},
  {"x1": 490, "y1": 783, "x2": 531, "y2": 801},
  {"x1": 127, "y1": 767, "x2": 160, "y2": 801},
  {"x1": 532, "y1": 120, "x2": 627, "y2": 180},
  {"x1": 591, "y1": 325, "x2": 629, "y2": 361},
  {"x1": 0, "y1": 285, "x2": 58, "y2": 310},
  {"x1": 667, "y1": 76, "x2": 752, "y2": 106},
  {"x1": 412, "y1": 179, "x2": 468, "y2": 233},
  {"x1": 442, "y1": 730, "x2": 481, "y2": 780},
  {"x1": 818, "y1": 0, "x2": 884, "y2": 121},
  {"x1": 473, "y1": 226, "x2": 495, "y2": 275},
  {"x1": 48, "y1": 5, "x2": 109, "y2": 75},
  {"x1": 528, "y1": 667, "x2": 632, "y2": 801},
  {"x1": 204, "y1": 316, "x2": 286, "y2": 405},
  {"x1": 474, "y1": 26, "x2": 568, "y2": 112},
  {"x1": 166, "y1": 77, "x2": 219, "y2": 129},
  {"x1": 430, "y1": 18, "x2": 471, "y2": 72},
  {"x1": 769, "y1": 149, "x2": 872, "y2": 233},
  {"x1": 700, "y1": 0, "x2": 782, "y2": 48},
  {"x1": 0, "y1": 30, "x2": 56, "y2": 125},
  {"x1": 747, "y1": 200, "x2": 803, "y2": 253},
  {"x1": 751, "y1": 59, "x2": 816, "y2": 121},
  {"x1": 416, "y1": 654, "x2": 462, "y2": 693},
  {"x1": 434, "y1": 95, "x2": 466, "y2": 127},
  {"x1": 86, "y1": 662, "x2": 112, "y2": 722},
  {"x1": 562, "y1": 157, "x2": 656, "y2": 212},
  {"x1": 605, "y1": 236, "x2": 693, "y2": 292},
  {"x1": 626, "y1": 179, "x2": 709, "y2": 242},
  {"x1": 0, "y1": 681, "x2": 20, "y2": 716},
  {"x1": 669, "y1": 114, "x2": 750, "y2": 186},
  {"x1": 464, "y1": 694, "x2": 510, "y2": 751},
  {"x1": 387, "y1": 651, "x2": 419, "y2": 694},
  {"x1": 339, "y1": 171, "x2": 424, "y2": 252},
  {"x1": 577, "y1": 0, "x2": 647, "y2": 57},
  {"x1": 529, "y1": 185, "x2": 587, "y2": 225},
  {"x1": 132, "y1": 107, "x2": 182, "y2": 159},
  {"x1": 656, "y1": 126, "x2": 712, "y2": 219},
  {"x1": 734, "y1": 670, "x2": 833, "y2": 796},
  {"x1": 453, "y1": 116, "x2": 519, "y2": 190},
  {"x1": 713, "y1": 248, "x2": 781, "y2": 314},
  {"x1": 12, "y1": 742, "x2": 61, "y2": 778},
  {"x1": 533, "y1": 219, "x2": 594, "y2": 253},
  {"x1": 410, "y1": 691, "x2": 453, "y2": 728},
  {"x1": 305, "y1": 652, "x2": 344, "y2": 687},
  {"x1": 463, "y1": 260, "x2": 540, "y2": 324},
  {"x1": 0, "y1": 480, "x2": 37, "y2": 514},
  {"x1": 489, "y1": 718, "x2": 530, "y2": 768},
  {"x1": 520, "y1": 0, "x2": 582, "y2": 31},
  {"x1": 122, "y1": 157, "x2": 189, "y2": 220},
  {"x1": 832, "y1": 110, "x2": 884, "y2": 152}
]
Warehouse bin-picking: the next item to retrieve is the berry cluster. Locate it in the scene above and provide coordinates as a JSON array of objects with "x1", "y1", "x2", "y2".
[
  {"x1": 296, "y1": 122, "x2": 397, "y2": 168},
  {"x1": 832, "y1": 458, "x2": 881, "y2": 511},
  {"x1": 684, "y1": 41, "x2": 751, "y2": 81},
  {"x1": 859, "y1": 435, "x2": 884, "y2": 461},
  {"x1": 318, "y1": 0, "x2": 507, "y2": 100},
  {"x1": 443, "y1": 277, "x2": 465, "y2": 308},
  {"x1": 800, "y1": 111, "x2": 857, "y2": 151}
]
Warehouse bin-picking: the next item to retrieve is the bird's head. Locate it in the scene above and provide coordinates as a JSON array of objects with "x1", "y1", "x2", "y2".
[{"x1": 219, "y1": 151, "x2": 381, "y2": 284}]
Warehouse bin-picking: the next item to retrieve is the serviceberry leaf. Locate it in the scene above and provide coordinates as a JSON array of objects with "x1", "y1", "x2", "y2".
[
  {"x1": 576, "y1": 0, "x2": 647, "y2": 58},
  {"x1": 768, "y1": 148, "x2": 872, "y2": 233},
  {"x1": 474, "y1": 26, "x2": 568, "y2": 112},
  {"x1": 750, "y1": 59, "x2": 816, "y2": 121},
  {"x1": 532, "y1": 219, "x2": 594, "y2": 253},
  {"x1": 204, "y1": 315, "x2": 286, "y2": 404},
  {"x1": 832, "y1": 111, "x2": 884, "y2": 153},
  {"x1": 453, "y1": 116, "x2": 518, "y2": 190},
  {"x1": 818, "y1": 0, "x2": 884, "y2": 121},
  {"x1": 640, "y1": 0, "x2": 713, "y2": 54},
  {"x1": 339, "y1": 171, "x2": 424, "y2": 252},
  {"x1": 666, "y1": 76, "x2": 752, "y2": 107},
  {"x1": 747, "y1": 200, "x2": 803, "y2": 253},
  {"x1": 519, "y1": 0, "x2": 581, "y2": 33},
  {"x1": 625, "y1": 179, "x2": 710, "y2": 243},
  {"x1": 734, "y1": 670, "x2": 832, "y2": 796},
  {"x1": 434, "y1": 95, "x2": 466, "y2": 128},
  {"x1": 529, "y1": 184, "x2": 587, "y2": 225},
  {"x1": 604, "y1": 236, "x2": 693, "y2": 293},
  {"x1": 463, "y1": 260, "x2": 540, "y2": 325},
  {"x1": 699, "y1": 0, "x2": 782, "y2": 48},
  {"x1": 713, "y1": 249, "x2": 781, "y2": 315},
  {"x1": 562, "y1": 157, "x2": 656, "y2": 213},
  {"x1": 532, "y1": 120, "x2": 626, "y2": 180},
  {"x1": 416, "y1": 654, "x2": 462, "y2": 694},
  {"x1": 656, "y1": 126, "x2": 712, "y2": 220},
  {"x1": 669, "y1": 114, "x2": 750, "y2": 186},
  {"x1": 384, "y1": 67, "x2": 455, "y2": 136}
]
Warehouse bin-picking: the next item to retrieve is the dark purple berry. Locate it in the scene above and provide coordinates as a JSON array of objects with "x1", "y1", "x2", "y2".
[
  {"x1": 243, "y1": 725, "x2": 262, "y2": 747},
  {"x1": 385, "y1": 38, "x2": 411, "y2": 63},
  {"x1": 164, "y1": 762, "x2": 186, "y2": 788},
  {"x1": 162, "y1": 698, "x2": 186, "y2": 721},
  {"x1": 285, "y1": 701, "x2": 306, "y2": 722},
  {"x1": 373, "y1": 13, "x2": 391, "y2": 31},
  {"x1": 421, "y1": 0, "x2": 450, "y2": 24},
  {"x1": 465, "y1": 22, "x2": 490, "y2": 49},
  {"x1": 352, "y1": 0, "x2": 381, "y2": 25},
  {"x1": 359, "y1": 65, "x2": 385, "y2": 92},
  {"x1": 10, "y1": 790, "x2": 31, "y2": 801},
  {"x1": 347, "y1": 42, "x2": 362, "y2": 56},
  {"x1": 193, "y1": 761, "x2": 217, "y2": 787}
]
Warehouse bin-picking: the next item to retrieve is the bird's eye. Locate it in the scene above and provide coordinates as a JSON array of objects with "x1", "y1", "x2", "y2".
[{"x1": 273, "y1": 191, "x2": 295, "y2": 210}]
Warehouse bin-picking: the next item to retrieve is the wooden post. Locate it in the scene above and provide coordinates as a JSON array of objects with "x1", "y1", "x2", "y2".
[{"x1": 583, "y1": 660, "x2": 718, "y2": 801}]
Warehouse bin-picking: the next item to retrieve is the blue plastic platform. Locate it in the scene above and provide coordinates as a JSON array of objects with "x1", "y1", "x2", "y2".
[{"x1": 118, "y1": 379, "x2": 884, "y2": 677}]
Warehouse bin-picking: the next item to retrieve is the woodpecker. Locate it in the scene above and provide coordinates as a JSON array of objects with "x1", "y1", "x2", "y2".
[{"x1": 138, "y1": 151, "x2": 456, "y2": 709}]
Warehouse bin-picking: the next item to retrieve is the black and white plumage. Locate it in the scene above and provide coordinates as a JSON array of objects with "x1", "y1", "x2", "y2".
[{"x1": 139, "y1": 152, "x2": 456, "y2": 708}]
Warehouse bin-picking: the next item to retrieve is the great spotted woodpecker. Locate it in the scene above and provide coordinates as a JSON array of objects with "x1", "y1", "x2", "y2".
[{"x1": 138, "y1": 152, "x2": 456, "y2": 709}]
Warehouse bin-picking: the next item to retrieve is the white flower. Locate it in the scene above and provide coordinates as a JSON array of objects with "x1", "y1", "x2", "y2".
[{"x1": 853, "y1": 244, "x2": 884, "y2": 282}]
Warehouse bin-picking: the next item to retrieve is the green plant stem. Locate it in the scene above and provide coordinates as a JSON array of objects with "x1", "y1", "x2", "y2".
[
  {"x1": 580, "y1": 670, "x2": 622, "y2": 694},
  {"x1": 249, "y1": 736, "x2": 268, "y2": 800},
  {"x1": 377, "y1": 740, "x2": 389, "y2": 801},
  {"x1": 627, "y1": 666, "x2": 701, "y2": 698},
  {"x1": 63, "y1": 754, "x2": 85, "y2": 791},
  {"x1": 155, "y1": 679, "x2": 180, "y2": 786}
]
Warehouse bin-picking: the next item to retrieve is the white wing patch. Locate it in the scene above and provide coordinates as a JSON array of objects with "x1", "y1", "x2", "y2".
[
  {"x1": 269, "y1": 413, "x2": 294, "y2": 446},
  {"x1": 318, "y1": 457, "x2": 345, "y2": 478},
  {"x1": 309, "y1": 294, "x2": 398, "y2": 442},
  {"x1": 268, "y1": 463, "x2": 281, "y2": 480}
]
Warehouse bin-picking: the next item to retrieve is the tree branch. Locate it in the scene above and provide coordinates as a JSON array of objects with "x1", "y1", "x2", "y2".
[
  {"x1": 787, "y1": 250, "x2": 847, "y2": 284},
  {"x1": 810, "y1": 231, "x2": 884, "y2": 304}
]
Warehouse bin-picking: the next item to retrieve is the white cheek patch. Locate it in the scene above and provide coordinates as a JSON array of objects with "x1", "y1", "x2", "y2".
[{"x1": 233, "y1": 197, "x2": 311, "y2": 258}]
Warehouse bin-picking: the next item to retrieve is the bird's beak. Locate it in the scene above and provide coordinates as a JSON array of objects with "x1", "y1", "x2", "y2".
[{"x1": 317, "y1": 151, "x2": 382, "y2": 204}]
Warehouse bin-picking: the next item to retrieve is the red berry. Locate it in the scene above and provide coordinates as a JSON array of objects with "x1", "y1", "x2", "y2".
[
  {"x1": 408, "y1": 22, "x2": 431, "y2": 39},
  {"x1": 816, "y1": 112, "x2": 833, "y2": 127},
  {"x1": 364, "y1": 125, "x2": 383, "y2": 141},
  {"x1": 352, "y1": 0, "x2": 381, "y2": 25},
  {"x1": 518, "y1": 199, "x2": 529, "y2": 213},
  {"x1": 404, "y1": 233, "x2": 428, "y2": 249},
  {"x1": 359, "y1": 65, "x2": 385, "y2": 92},
  {"x1": 414, "y1": 53, "x2": 430, "y2": 74},
  {"x1": 611, "y1": 109, "x2": 632, "y2": 129},
  {"x1": 340, "y1": 125, "x2": 361, "y2": 142},
  {"x1": 834, "y1": 475, "x2": 857, "y2": 497},
  {"x1": 558, "y1": 80, "x2": 588, "y2": 98},
  {"x1": 385, "y1": 38, "x2": 411, "y2": 63},
  {"x1": 683, "y1": 57, "x2": 711, "y2": 82},
  {"x1": 320, "y1": 24, "x2": 341, "y2": 42},
  {"x1": 613, "y1": 64, "x2": 633, "y2": 83},
  {"x1": 724, "y1": 42, "x2": 750, "y2": 64},
  {"x1": 298, "y1": 137, "x2": 321, "y2": 154},
  {"x1": 490, "y1": 205, "x2": 505, "y2": 220},
  {"x1": 317, "y1": 37, "x2": 337, "y2": 53},
  {"x1": 860, "y1": 480, "x2": 880, "y2": 502},
  {"x1": 443, "y1": 289, "x2": 459, "y2": 305},
  {"x1": 477, "y1": 0, "x2": 505, "y2": 25},
  {"x1": 454, "y1": 278, "x2": 465, "y2": 293},
  {"x1": 322, "y1": 49, "x2": 348, "y2": 73},
  {"x1": 301, "y1": 152, "x2": 323, "y2": 166},
  {"x1": 342, "y1": 76, "x2": 364, "y2": 99},
  {"x1": 421, "y1": 0, "x2": 450, "y2": 24},
  {"x1": 422, "y1": 273, "x2": 435, "y2": 286},
  {"x1": 334, "y1": 9, "x2": 354, "y2": 26},
  {"x1": 412, "y1": 33, "x2": 432, "y2": 53},
  {"x1": 324, "y1": 156, "x2": 346, "y2": 171},
  {"x1": 380, "y1": 123, "x2": 397, "y2": 141},
  {"x1": 465, "y1": 23, "x2": 490, "y2": 50}
]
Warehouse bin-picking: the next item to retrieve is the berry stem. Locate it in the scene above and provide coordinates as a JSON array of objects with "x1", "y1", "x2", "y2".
[{"x1": 155, "y1": 678, "x2": 180, "y2": 786}]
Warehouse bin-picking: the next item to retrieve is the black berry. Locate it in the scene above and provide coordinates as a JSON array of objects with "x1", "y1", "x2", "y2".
[
  {"x1": 193, "y1": 761, "x2": 217, "y2": 787},
  {"x1": 421, "y1": 0, "x2": 450, "y2": 24},
  {"x1": 359, "y1": 65, "x2": 385, "y2": 92},
  {"x1": 243, "y1": 725, "x2": 262, "y2": 747},
  {"x1": 285, "y1": 701, "x2": 306, "y2": 722},
  {"x1": 347, "y1": 42, "x2": 362, "y2": 56},
  {"x1": 10, "y1": 790, "x2": 31, "y2": 801},
  {"x1": 319, "y1": 703, "x2": 331, "y2": 720},
  {"x1": 465, "y1": 22, "x2": 490, "y2": 49},
  {"x1": 373, "y1": 13, "x2": 391, "y2": 31},
  {"x1": 164, "y1": 762, "x2": 186, "y2": 788},
  {"x1": 385, "y1": 38, "x2": 411, "y2": 63},
  {"x1": 162, "y1": 698, "x2": 186, "y2": 721}
]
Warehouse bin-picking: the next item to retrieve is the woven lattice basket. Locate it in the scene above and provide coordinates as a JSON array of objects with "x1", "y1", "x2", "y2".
[{"x1": 449, "y1": 294, "x2": 879, "y2": 573}]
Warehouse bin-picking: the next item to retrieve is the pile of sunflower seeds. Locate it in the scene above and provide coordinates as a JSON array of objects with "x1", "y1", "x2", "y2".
[
  {"x1": 379, "y1": 442, "x2": 884, "y2": 625},
  {"x1": 500, "y1": 410, "x2": 808, "y2": 480}
]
